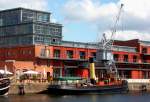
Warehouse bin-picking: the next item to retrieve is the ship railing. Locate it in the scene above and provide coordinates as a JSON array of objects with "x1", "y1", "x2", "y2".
[{"x1": 49, "y1": 77, "x2": 87, "y2": 87}]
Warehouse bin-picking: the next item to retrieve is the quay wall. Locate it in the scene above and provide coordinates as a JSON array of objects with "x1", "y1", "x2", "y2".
[
  {"x1": 127, "y1": 79, "x2": 150, "y2": 92},
  {"x1": 9, "y1": 83, "x2": 49, "y2": 94}
]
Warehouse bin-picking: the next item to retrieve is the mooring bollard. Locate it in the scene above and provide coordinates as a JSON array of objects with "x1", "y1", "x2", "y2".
[
  {"x1": 18, "y1": 83, "x2": 25, "y2": 95},
  {"x1": 140, "y1": 84, "x2": 147, "y2": 92}
]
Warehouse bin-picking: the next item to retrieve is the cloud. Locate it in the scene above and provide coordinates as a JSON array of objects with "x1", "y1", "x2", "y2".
[
  {"x1": 62, "y1": 0, "x2": 150, "y2": 41},
  {"x1": 104, "y1": 30, "x2": 150, "y2": 41},
  {"x1": 0, "y1": 0, "x2": 48, "y2": 10},
  {"x1": 63, "y1": 0, "x2": 118, "y2": 22}
]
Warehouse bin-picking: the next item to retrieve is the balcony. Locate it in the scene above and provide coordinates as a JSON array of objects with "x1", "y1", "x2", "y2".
[
  {"x1": 114, "y1": 58, "x2": 137, "y2": 64},
  {"x1": 114, "y1": 58, "x2": 150, "y2": 65},
  {"x1": 113, "y1": 45, "x2": 137, "y2": 52}
]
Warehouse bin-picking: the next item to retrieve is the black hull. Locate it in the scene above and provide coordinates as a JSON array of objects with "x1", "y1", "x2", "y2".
[
  {"x1": 0, "y1": 87, "x2": 9, "y2": 95},
  {"x1": 0, "y1": 78, "x2": 10, "y2": 95},
  {"x1": 47, "y1": 83, "x2": 128, "y2": 95}
]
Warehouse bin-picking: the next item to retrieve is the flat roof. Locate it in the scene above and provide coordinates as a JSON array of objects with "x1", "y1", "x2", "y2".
[
  {"x1": 62, "y1": 40, "x2": 98, "y2": 45},
  {"x1": 0, "y1": 7, "x2": 51, "y2": 14}
]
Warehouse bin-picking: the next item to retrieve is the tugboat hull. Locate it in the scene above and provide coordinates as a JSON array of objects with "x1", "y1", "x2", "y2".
[
  {"x1": 0, "y1": 78, "x2": 10, "y2": 95},
  {"x1": 0, "y1": 86, "x2": 9, "y2": 95},
  {"x1": 48, "y1": 81, "x2": 128, "y2": 95}
]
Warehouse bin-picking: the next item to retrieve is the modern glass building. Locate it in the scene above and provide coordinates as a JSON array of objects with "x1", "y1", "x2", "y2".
[{"x1": 0, "y1": 8, "x2": 62, "y2": 47}]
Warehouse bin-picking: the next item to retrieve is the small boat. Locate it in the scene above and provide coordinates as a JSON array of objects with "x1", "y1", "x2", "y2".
[{"x1": 0, "y1": 74, "x2": 10, "y2": 95}]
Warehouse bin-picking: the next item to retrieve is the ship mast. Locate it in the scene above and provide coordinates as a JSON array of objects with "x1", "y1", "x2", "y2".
[{"x1": 101, "y1": 4, "x2": 124, "y2": 79}]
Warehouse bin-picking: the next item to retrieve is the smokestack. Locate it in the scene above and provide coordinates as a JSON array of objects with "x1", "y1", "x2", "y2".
[{"x1": 89, "y1": 57, "x2": 96, "y2": 84}]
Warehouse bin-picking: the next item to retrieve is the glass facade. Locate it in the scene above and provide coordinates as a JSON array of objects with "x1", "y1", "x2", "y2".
[
  {"x1": 0, "y1": 19, "x2": 3, "y2": 26},
  {"x1": 0, "y1": 9, "x2": 21, "y2": 26},
  {"x1": 33, "y1": 24, "x2": 62, "y2": 37},
  {"x1": 22, "y1": 9, "x2": 50, "y2": 23},
  {"x1": 0, "y1": 24, "x2": 33, "y2": 36},
  {"x1": 0, "y1": 35, "x2": 33, "y2": 47},
  {"x1": 33, "y1": 23, "x2": 62, "y2": 45},
  {"x1": 0, "y1": 8, "x2": 62, "y2": 47}
]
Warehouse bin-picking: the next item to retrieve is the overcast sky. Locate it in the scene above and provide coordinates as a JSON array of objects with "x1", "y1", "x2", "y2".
[{"x1": 0, "y1": 0, "x2": 149, "y2": 42}]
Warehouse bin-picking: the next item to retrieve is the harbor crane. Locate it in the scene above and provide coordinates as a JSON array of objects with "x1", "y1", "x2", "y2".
[{"x1": 99, "y1": 4, "x2": 124, "y2": 79}]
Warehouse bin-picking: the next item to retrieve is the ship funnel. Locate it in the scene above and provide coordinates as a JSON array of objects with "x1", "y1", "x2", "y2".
[{"x1": 89, "y1": 57, "x2": 96, "y2": 84}]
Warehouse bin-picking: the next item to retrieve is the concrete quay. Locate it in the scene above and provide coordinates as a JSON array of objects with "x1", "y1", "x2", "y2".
[
  {"x1": 128, "y1": 83, "x2": 150, "y2": 92},
  {"x1": 9, "y1": 82, "x2": 49, "y2": 95},
  {"x1": 127, "y1": 79, "x2": 150, "y2": 92}
]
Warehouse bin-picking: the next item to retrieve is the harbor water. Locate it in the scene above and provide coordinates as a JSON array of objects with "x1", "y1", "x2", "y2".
[{"x1": 0, "y1": 93, "x2": 150, "y2": 102}]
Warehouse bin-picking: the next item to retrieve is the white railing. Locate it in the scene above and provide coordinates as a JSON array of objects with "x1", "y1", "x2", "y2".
[{"x1": 126, "y1": 79, "x2": 150, "y2": 83}]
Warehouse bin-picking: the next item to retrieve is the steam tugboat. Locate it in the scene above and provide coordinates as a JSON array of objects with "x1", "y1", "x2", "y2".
[
  {"x1": 48, "y1": 80, "x2": 128, "y2": 95},
  {"x1": 47, "y1": 58, "x2": 128, "y2": 95},
  {"x1": 0, "y1": 74, "x2": 10, "y2": 95}
]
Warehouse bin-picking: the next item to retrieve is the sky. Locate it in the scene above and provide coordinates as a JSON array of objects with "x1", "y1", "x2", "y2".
[{"x1": 0, "y1": 0, "x2": 150, "y2": 42}]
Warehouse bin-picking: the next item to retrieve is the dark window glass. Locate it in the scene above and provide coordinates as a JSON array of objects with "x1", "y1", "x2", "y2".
[
  {"x1": 113, "y1": 54, "x2": 119, "y2": 61},
  {"x1": 124, "y1": 55, "x2": 128, "y2": 62},
  {"x1": 133, "y1": 55, "x2": 137, "y2": 62},
  {"x1": 91, "y1": 52, "x2": 96, "y2": 59},
  {"x1": 80, "y1": 51, "x2": 85, "y2": 59},
  {"x1": 54, "y1": 49, "x2": 60, "y2": 58},
  {"x1": 66, "y1": 50, "x2": 73, "y2": 59},
  {"x1": 142, "y1": 48, "x2": 147, "y2": 53}
]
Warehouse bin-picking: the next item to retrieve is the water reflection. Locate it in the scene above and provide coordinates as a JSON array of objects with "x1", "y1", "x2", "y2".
[{"x1": 0, "y1": 93, "x2": 150, "y2": 102}]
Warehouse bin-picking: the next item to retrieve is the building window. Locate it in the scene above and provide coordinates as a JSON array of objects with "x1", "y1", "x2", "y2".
[
  {"x1": 142, "y1": 48, "x2": 147, "y2": 53},
  {"x1": 7, "y1": 51, "x2": 11, "y2": 56},
  {"x1": 23, "y1": 50, "x2": 26, "y2": 55},
  {"x1": 141, "y1": 56, "x2": 147, "y2": 63},
  {"x1": 91, "y1": 52, "x2": 96, "y2": 59},
  {"x1": 47, "y1": 60, "x2": 50, "y2": 67},
  {"x1": 22, "y1": 10, "x2": 34, "y2": 22},
  {"x1": 123, "y1": 55, "x2": 128, "y2": 62},
  {"x1": 80, "y1": 51, "x2": 86, "y2": 59},
  {"x1": 133, "y1": 55, "x2": 137, "y2": 62},
  {"x1": 0, "y1": 19, "x2": 3, "y2": 26},
  {"x1": 54, "y1": 49, "x2": 60, "y2": 58},
  {"x1": 66, "y1": 50, "x2": 73, "y2": 59},
  {"x1": 113, "y1": 54, "x2": 119, "y2": 61},
  {"x1": 41, "y1": 49, "x2": 45, "y2": 57},
  {"x1": 37, "y1": 13, "x2": 49, "y2": 22},
  {"x1": 52, "y1": 39, "x2": 56, "y2": 42},
  {"x1": 40, "y1": 48, "x2": 50, "y2": 57},
  {"x1": 28, "y1": 50, "x2": 32, "y2": 55},
  {"x1": 35, "y1": 25, "x2": 43, "y2": 34},
  {"x1": 37, "y1": 60, "x2": 41, "y2": 65},
  {"x1": 53, "y1": 68, "x2": 62, "y2": 78},
  {"x1": 37, "y1": 13, "x2": 43, "y2": 21}
]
